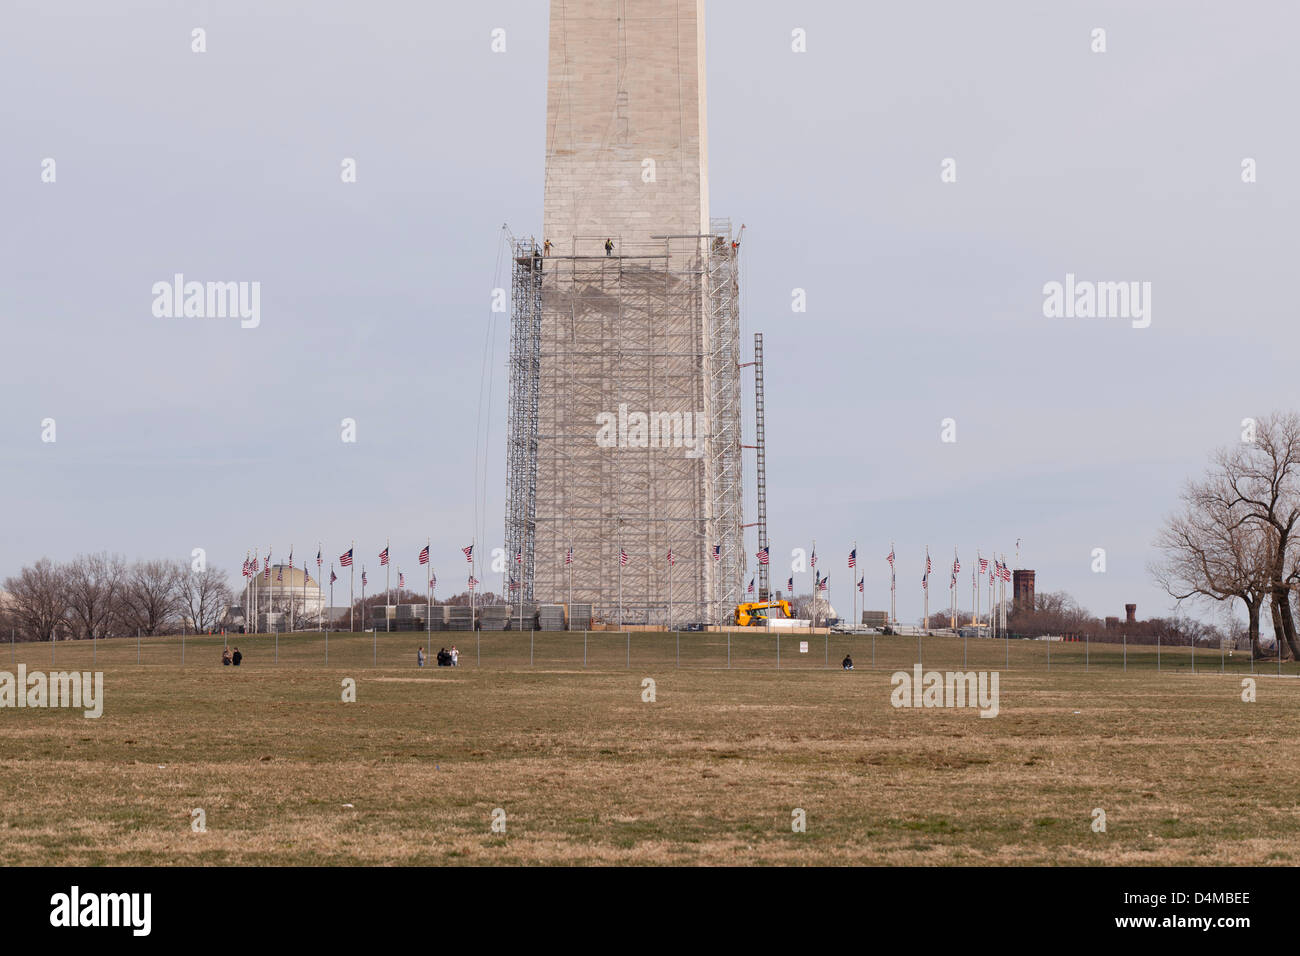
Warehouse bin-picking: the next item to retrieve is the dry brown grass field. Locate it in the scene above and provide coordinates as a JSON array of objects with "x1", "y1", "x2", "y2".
[{"x1": 1, "y1": 630, "x2": 1296, "y2": 865}]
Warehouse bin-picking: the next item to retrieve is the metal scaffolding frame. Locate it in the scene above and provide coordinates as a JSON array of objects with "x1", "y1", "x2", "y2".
[
  {"x1": 504, "y1": 225, "x2": 744, "y2": 626},
  {"x1": 505, "y1": 239, "x2": 544, "y2": 605}
]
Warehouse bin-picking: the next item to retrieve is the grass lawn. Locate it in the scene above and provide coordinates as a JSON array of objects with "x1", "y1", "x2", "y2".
[{"x1": 0, "y1": 631, "x2": 1296, "y2": 865}]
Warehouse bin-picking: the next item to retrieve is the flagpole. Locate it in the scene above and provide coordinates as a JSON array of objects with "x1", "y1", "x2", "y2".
[
  {"x1": 851, "y1": 540, "x2": 857, "y2": 628},
  {"x1": 471, "y1": 537, "x2": 477, "y2": 634},
  {"x1": 668, "y1": 548, "x2": 673, "y2": 630},
  {"x1": 618, "y1": 533, "x2": 623, "y2": 631},
  {"x1": 328, "y1": 562, "x2": 334, "y2": 645},
  {"x1": 361, "y1": 564, "x2": 366, "y2": 633},
  {"x1": 568, "y1": 540, "x2": 573, "y2": 621},
  {"x1": 923, "y1": 546, "x2": 929, "y2": 633},
  {"x1": 385, "y1": 538, "x2": 391, "y2": 633},
  {"x1": 426, "y1": 538, "x2": 431, "y2": 640},
  {"x1": 349, "y1": 540, "x2": 355, "y2": 633},
  {"x1": 972, "y1": 553, "x2": 978, "y2": 632},
  {"x1": 289, "y1": 545, "x2": 295, "y2": 633},
  {"x1": 811, "y1": 539, "x2": 817, "y2": 629},
  {"x1": 317, "y1": 544, "x2": 323, "y2": 632},
  {"x1": 890, "y1": 541, "x2": 896, "y2": 626}
]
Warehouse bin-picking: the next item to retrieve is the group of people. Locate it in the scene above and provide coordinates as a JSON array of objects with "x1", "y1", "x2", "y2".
[
  {"x1": 417, "y1": 645, "x2": 458, "y2": 668},
  {"x1": 221, "y1": 647, "x2": 243, "y2": 666}
]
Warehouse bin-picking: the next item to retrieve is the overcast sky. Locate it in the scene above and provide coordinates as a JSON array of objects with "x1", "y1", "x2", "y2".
[{"x1": 3, "y1": 0, "x2": 1297, "y2": 626}]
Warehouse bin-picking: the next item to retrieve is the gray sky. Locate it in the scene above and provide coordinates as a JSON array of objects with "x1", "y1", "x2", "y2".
[{"x1": 3, "y1": 0, "x2": 1298, "y2": 626}]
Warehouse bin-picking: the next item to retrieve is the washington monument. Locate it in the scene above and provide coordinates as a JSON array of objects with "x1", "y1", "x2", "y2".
[{"x1": 506, "y1": 0, "x2": 744, "y2": 626}]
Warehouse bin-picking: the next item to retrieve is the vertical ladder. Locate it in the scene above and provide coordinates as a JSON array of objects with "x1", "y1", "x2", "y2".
[{"x1": 753, "y1": 333, "x2": 769, "y2": 600}]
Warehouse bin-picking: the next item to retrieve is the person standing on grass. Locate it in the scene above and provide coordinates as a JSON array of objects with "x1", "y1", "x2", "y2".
[
  {"x1": 232, "y1": 647, "x2": 242, "y2": 666},
  {"x1": 842, "y1": 654, "x2": 853, "y2": 670},
  {"x1": 417, "y1": 646, "x2": 426, "y2": 667},
  {"x1": 450, "y1": 644, "x2": 459, "y2": 667}
]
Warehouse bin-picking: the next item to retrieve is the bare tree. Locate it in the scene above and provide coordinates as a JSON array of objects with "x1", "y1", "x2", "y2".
[
  {"x1": 1210, "y1": 413, "x2": 1300, "y2": 660},
  {"x1": 3, "y1": 559, "x2": 70, "y2": 642},
  {"x1": 182, "y1": 565, "x2": 234, "y2": 634},
  {"x1": 122, "y1": 559, "x2": 185, "y2": 636},
  {"x1": 1153, "y1": 476, "x2": 1273, "y2": 659},
  {"x1": 64, "y1": 552, "x2": 127, "y2": 640}
]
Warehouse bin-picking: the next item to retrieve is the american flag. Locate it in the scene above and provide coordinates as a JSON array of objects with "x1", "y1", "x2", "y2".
[
  {"x1": 276, "y1": 565, "x2": 283, "y2": 582},
  {"x1": 418, "y1": 545, "x2": 429, "y2": 566},
  {"x1": 667, "y1": 549, "x2": 674, "y2": 567},
  {"x1": 330, "y1": 568, "x2": 337, "y2": 584},
  {"x1": 926, "y1": 553, "x2": 932, "y2": 573},
  {"x1": 922, "y1": 570, "x2": 929, "y2": 590},
  {"x1": 242, "y1": 556, "x2": 251, "y2": 577},
  {"x1": 858, "y1": 577, "x2": 864, "y2": 593},
  {"x1": 747, "y1": 578, "x2": 754, "y2": 595},
  {"x1": 462, "y1": 544, "x2": 473, "y2": 563},
  {"x1": 399, "y1": 571, "x2": 405, "y2": 588},
  {"x1": 468, "y1": 575, "x2": 478, "y2": 591},
  {"x1": 953, "y1": 556, "x2": 961, "y2": 575},
  {"x1": 787, "y1": 576, "x2": 794, "y2": 592},
  {"x1": 565, "y1": 546, "x2": 573, "y2": 565},
  {"x1": 756, "y1": 546, "x2": 769, "y2": 565},
  {"x1": 316, "y1": 547, "x2": 322, "y2": 568},
  {"x1": 979, "y1": 556, "x2": 989, "y2": 575},
  {"x1": 620, "y1": 548, "x2": 628, "y2": 567},
  {"x1": 848, "y1": 548, "x2": 856, "y2": 569},
  {"x1": 810, "y1": 548, "x2": 817, "y2": 569},
  {"x1": 819, "y1": 576, "x2": 828, "y2": 593},
  {"x1": 886, "y1": 546, "x2": 895, "y2": 567},
  {"x1": 508, "y1": 578, "x2": 518, "y2": 591},
  {"x1": 515, "y1": 550, "x2": 522, "y2": 565},
  {"x1": 1001, "y1": 562, "x2": 1011, "y2": 582},
  {"x1": 340, "y1": 548, "x2": 353, "y2": 567},
  {"x1": 362, "y1": 570, "x2": 367, "y2": 587},
  {"x1": 379, "y1": 547, "x2": 389, "y2": 566},
  {"x1": 263, "y1": 559, "x2": 271, "y2": 581},
  {"x1": 712, "y1": 544, "x2": 721, "y2": 561}
]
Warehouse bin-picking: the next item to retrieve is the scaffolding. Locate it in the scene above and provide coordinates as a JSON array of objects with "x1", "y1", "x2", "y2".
[
  {"x1": 505, "y1": 238, "x2": 544, "y2": 604},
  {"x1": 504, "y1": 226, "x2": 744, "y2": 626},
  {"x1": 751, "y1": 332, "x2": 768, "y2": 600}
]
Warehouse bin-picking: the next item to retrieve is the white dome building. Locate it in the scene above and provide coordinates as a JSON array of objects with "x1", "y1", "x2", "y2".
[{"x1": 240, "y1": 565, "x2": 326, "y2": 627}]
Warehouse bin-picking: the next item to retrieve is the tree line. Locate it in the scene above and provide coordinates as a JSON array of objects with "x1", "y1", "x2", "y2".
[
  {"x1": 1, "y1": 554, "x2": 233, "y2": 642},
  {"x1": 1153, "y1": 411, "x2": 1300, "y2": 661}
]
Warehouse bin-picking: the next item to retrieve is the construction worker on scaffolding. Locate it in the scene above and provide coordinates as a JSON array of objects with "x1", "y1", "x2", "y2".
[
  {"x1": 604, "y1": 238, "x2": 614, "y2": 257},
  {"x1": 543, "y1": 238, "x2": 552, "y2": 256}
]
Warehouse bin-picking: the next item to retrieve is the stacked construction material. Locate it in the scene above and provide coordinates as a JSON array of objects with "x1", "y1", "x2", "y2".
[
  {"x1": 479, "y1": 605, "x2": 512, "y2": 631},
  {"x1": 568, "y1": 603, "x2": 593, "y2": 630},
  {"x1": 538, "y1": 605, "x2": 567, "y2": 631},
  {"x1": 446, "y1": 606, "x2": 475, "y2": 630}
]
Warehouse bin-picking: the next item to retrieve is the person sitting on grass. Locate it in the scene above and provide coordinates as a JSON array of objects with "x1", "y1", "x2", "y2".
[
  {"x1": 841, "y1": 654, "x2": 853, "y2": 670},
  {"x1": 222, "y1": 647, "x2": 231, "y2": 666},
  {"x1": 232, "y1": 647, "x2": 242, "y2": 666}
]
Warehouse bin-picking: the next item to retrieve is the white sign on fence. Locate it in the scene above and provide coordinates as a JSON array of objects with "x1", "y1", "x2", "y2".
[{"x1": 799, "y1": 641, "x2": 809, "y2": 654}]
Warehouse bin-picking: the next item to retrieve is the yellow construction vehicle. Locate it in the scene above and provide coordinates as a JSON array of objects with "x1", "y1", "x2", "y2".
[{"x1": 735, "y1": 600, "x2": 794, "y2": 627}]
